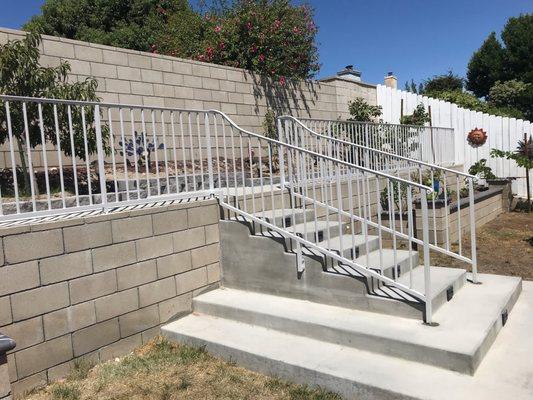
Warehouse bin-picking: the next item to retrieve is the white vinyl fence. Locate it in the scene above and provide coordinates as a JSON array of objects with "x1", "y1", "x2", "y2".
[{"x1": 377, "y1": 84, "x2": 533, "y2": 198}]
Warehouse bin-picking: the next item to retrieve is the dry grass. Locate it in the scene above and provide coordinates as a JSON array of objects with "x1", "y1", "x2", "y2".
[
  {"x1": 431, "y1": 211, "x2": 533, "y2": 280},
  {"x1": 23, "y1": 337, "x2": 342, "y2": 400}
]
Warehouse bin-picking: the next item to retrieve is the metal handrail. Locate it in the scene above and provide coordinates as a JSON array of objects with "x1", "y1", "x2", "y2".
[
  {"x1": 298, "y1": 116, "x2": 452, "y2": 130},
  {"x1": 279, "y1": 115, "x2": 479, "y2": 285},
  {"x1": 0, "y1": 95, "x2": 442, "y2": 322},
  {"x1": 280, "y1": 115, "x2": 474, "y2": 179}
]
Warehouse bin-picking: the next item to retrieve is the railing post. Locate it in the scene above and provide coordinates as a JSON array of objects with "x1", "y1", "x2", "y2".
[
  {"x1": 94, "y1": 105, "x2": 108, "y2": 210},
  {"x1": 277, "y1": 118, "x2": 286, "y2": 189},
  {"x1": 205, "y1": 113, "x2": 215, "y2": 192},
  {"x1": 468, "y1": 178, "x2": 479, "y2": 283},
  {"x1": 420, "y1": 193, "x2": 433, "y2": 325}
]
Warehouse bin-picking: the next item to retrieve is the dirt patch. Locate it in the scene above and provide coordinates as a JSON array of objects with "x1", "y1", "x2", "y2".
[
  {"x1": 23, "y1": 337, "x2": 341, "y2": 400},
  {"x1": 431, "y1": 211, "x2": 533, "y2": 280}
]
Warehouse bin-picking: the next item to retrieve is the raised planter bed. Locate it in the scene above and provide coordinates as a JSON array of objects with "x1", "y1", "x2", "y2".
[{"x1": 414, "y1": 183, "x2": 509, "y2": 246}]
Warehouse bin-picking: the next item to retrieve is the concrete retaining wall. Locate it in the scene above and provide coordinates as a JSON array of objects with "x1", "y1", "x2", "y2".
[{"x1": 0, "y1": 199, "x2": 220, "y2": 396}]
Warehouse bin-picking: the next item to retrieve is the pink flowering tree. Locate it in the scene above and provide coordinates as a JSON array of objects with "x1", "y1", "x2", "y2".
[{"x1": 155, "y1": 0, "x2": 320, "y2": 83}]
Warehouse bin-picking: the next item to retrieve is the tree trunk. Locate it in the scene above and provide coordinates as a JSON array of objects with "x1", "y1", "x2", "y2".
[
  {"x1": 16, "y1": 137, "x2": 31, "y2": 196},
  {"x1": 526, "y1": 165, "x2": 531, "y2": 213}
]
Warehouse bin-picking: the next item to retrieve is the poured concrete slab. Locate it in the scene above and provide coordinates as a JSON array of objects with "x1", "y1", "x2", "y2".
[
  {"x1": 189, "y1": 272, "x2": 519, "y2": 374},
  {"x1": 163, "y1": 280, "x2": 532, "y2": 400}
]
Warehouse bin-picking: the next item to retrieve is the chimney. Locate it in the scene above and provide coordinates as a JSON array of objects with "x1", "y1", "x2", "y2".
[
  {"x1": 384, "y1": 72, "x2": 397, "y2": 89},
  {"x1": 337, "y1": 65, "x2": 362, "y2": 82}
]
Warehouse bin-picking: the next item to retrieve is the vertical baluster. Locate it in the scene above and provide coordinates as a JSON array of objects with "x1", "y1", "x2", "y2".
[
  {"x1": 151, "y1": 110, "x2": 161, "y2": 196},
  {"x1": 468, "y1": 178, "x2": 478, "y2": 283},
  {"x1": 5, "y1": 102, "x2": 20, "y2": 213},
  {"x1": 140, "y1": 110, "x2": 150, "y2": 197},
  {"x1": 130, "y1": 109, "x2": 141, "y2": 200},
  {"x1": 188, "y1": 113, "x2": 196, "y2": 191},
  {"x1": 117, "y1": 108, "x2": 128, "y2": 201},
  {"x1": 52, "y1": 105, "x2": 66, "y2": 209},
  {"x1": 80, "y1": 107, "x2": 92, "y2": 205},
  {"x1": 196, "y1": 114, "x2": 204, "y2": 190},
  {"x1": 169, "y1": 111, "x2": 179, "y2": 194},
  {"x1": 66, "y1": 104, "x2": 79, "y2": 207},
  {"x1": 37, "y1": 103, "x2": 52, "y2": 209},
  {"x1": 160, "y1": 111, "x2": 170, "y2": 194}
]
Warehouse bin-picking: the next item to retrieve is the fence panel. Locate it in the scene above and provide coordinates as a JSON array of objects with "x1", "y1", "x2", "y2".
[{"x1": 377, "y1": 84, "x2": 533, "y2": 198}]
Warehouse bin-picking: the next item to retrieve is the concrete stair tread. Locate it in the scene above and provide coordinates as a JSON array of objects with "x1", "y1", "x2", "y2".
[
  {"x1": 253, "y1": 208, "x2": 309, "y2": 219},
  {"x1": 290, "y1": 219, "x2": 344, "y2": 236},
  {"x1": 163, "y1": 281, "x2": 530, "y2": 399},
  {"x1": 354, "y1": 248, "x2": 416, "y2": 271},
  {"x1": 186, "y1": 273, "x2": 521, "y2": 374},
  {"x1": 318, "y1": 233, "x2": 378, "y2": 252},
  {"x1": 395, "y1": 265, "x2": 466, "y2": 301}
]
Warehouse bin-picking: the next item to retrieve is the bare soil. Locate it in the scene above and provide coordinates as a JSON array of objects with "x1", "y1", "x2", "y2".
[{"x1": 431, "y1": 211, "x2": 533, "y2": 280}]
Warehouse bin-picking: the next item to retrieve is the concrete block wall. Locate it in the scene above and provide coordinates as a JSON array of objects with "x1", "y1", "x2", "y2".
[
  {"x1": 0, "y1": 199, "x2": 220, "y2": 396},
  {"x1": 0, "y1": 27, "x2": 377, "y2": 169}
]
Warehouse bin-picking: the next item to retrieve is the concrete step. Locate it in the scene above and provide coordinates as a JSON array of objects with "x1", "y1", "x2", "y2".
[
  {"x1": 288, "y1": 219, "x2": 347, "y2": 242},
  {"x1": 393, "y1": 265, "x2": 467, "y2": 314},
  {"x1": 318, "y1": 233, "x2": 379, "y2": 259},
  {"x1": 253, "y1": 208, "x2": 315, "y2": 228},
  {"x1": 163, "y1": 277, "x2": 527, "y2": 399},
  {"x1": 354, "y1": 248, "x2": 419, "y2": 278}
]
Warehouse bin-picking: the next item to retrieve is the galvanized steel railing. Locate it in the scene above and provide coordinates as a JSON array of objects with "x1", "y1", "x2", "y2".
[
  {"x1": 0, "y1": 95, "x2": 447, "y2": 323},
  {"x1": 299, "y1": 118, "x2": 456, "y2": 167},
  {"x1": 278, "y1": 116, "x2": 478, "y2": 284}
]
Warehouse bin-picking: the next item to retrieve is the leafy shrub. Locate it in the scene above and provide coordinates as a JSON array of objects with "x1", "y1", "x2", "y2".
[
  {"x1": 468, "y1": 159, "x2": 496, "y2": 179},
  {"x1": 347, "y1": 98, "x2": 382, "y2": 122},
  {"x1": 155, "y1": 0, "x2": 319, "y2": 82},
  {"x1": 400, "y1": 104, "x2": 430, "y2": 126}
]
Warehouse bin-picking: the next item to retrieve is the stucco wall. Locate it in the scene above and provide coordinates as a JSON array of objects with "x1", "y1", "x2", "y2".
[{"x1": 0, "y1": 199, "x2": 220, "y2": 396}]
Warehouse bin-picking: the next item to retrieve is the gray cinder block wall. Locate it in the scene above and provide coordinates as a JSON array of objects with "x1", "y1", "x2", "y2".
[
  {"x1": 0, "y1": 199, "x2": 220, "y2": 396},
  {"x1": 0, "y1": 27, "x2": 377, "y2": 169}
]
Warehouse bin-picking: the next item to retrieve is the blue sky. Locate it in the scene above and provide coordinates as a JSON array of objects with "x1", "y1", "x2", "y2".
[{"x1": 1, "y1": 0, "x2": 531, "y2": 86}]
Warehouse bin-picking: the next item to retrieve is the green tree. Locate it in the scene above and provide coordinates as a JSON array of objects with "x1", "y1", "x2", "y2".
[
  {"x1": 0, "y1": 33, "x2": 105, "y2": 194},
  {"x1": 422, "y1": 71, "x2": 464, "y2": 95},
  {"x1": 400, "y1": 104, "x2": 430, "y2": 126},
  {"x1": 347, "y1": 98, "x2": 382, "y2": 122},
  {"x1": 24, "y1": 0, "x2": 182, "y2": 52},
  {"x1": 501, "y1": 14, "x2": 533, "y2": 84},
  {"x1": 489, "y1": 80, "x2": 533, "y2": 120},
  {"x1": 466, "y1": 32, "x2": 506, "y2": 98}
]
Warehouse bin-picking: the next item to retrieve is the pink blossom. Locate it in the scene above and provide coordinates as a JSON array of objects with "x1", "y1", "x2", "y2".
[
  {"x1": 258, "y1": 54, "x2": 265, "y2": 62},
  {"x1": 273, "y1": 20, "x2": 281, "y2": 29},
  {"x1": 246, "y1": 22, "x2": 253, "y2": 30},
  {"x1": 293, "y1": 27, "x2": 300, "y2": 34},
  {"x1": 219, "y1": 42, "x2": 225, "y2": 50},
  {"x1": 214, "y1": 25, "x2": 222, "y2": 33},
  {"x1": 279, "y1": 76, "x2": 286, "y2": 86}
]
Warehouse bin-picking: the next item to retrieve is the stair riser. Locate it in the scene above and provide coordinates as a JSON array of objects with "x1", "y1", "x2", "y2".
[
  {"x1": 192, "y1": 300, "x2": 471, "y2": 374},
  {"x1": 336, "y1": 237, "x2": 380, "y2": 259},
  {"x1": 287, "y1": 222, "x2": 349, "y2": 244},
  {"x1": 430, "y1": 271, "x2": 467, "y2": 313},
  {"x1": 162, "y1": 327, "x2": 412, "y2": 400},
  {"x1": 262, "y1": 210, "x2": 316, "y2": 228}
]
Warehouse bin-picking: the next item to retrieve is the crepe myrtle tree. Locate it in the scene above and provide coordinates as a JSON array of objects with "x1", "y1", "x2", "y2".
[{"x1": 0, "y1": 32, "x2": 108, "y2": 194}]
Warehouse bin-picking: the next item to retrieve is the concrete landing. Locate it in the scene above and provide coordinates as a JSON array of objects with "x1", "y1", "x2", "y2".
[{"x1": 163, "y1": 280, "x2": 532, "y2": 400}]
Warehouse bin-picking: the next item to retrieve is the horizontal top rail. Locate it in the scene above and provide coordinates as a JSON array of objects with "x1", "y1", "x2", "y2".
[
  {"x1": 0, "y1": 94, "x2": 207, "y2": 114},
  {"x1": 214, "y1": 111, "x2": 432, "y2": 192},
  {"x1": 298, "y1": 116, "x2": 453, "y2": 131},
  {"x1": 279, "y1": 115, "x2": 474, "y2": 179}
]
